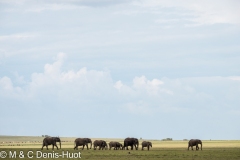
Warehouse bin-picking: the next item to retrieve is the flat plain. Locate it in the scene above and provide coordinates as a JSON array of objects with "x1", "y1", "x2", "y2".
[{"x1": 0, "y1": 136, "x2": 240, "y2": 160}]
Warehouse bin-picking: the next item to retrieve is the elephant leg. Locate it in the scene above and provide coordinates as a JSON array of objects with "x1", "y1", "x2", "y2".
[
  {"x1": 74, "y1": 145, "x2": 77, "y2": 150},
  {"x1": 134, "y1": 145, "x2": 137, "y2": 150},
  {"x1": 196, "y1": 144, "x2": 199, "y2": 150},
  {"x1": 56, "y1": 144, "x2": 59, "y2": 150},
  {"x1": 41, "y1": 144, "x2": 45, "y2": 150},
  {"x1": 148, "y1": 146, "x2": 149, "y2": 151},
  {"x1": 82, "y1": 145, "x2": 85, "y2": 150}
]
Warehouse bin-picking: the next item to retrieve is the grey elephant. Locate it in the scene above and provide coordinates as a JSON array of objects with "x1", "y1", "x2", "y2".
[
  {"x1": 93, "y1": 140, "x2": 108, "y2": 150},
  {"x1": 74, "y1": 138, "x2": 89, "y2": 150},
  {"x1": 141, "y1": 141, "x2": 152, "y2": 150},
  {"x1": 83, "y1": 138, "x2": 92, "y2": 149},
  {"x1": 188, "y1": 139, "x2": 202, "y2": 150},
  {"x1": 115, "y1": 142, "x2": 123, "y2": 150},
  {"x1": 123, "y1": 137, "x2": 139, "y2": 150},
  {"x1": 109, "y1": 141, "x2": 123, "y2": 150},
  {"x1": 41, "y1": 137, "x2": 61, "y2": 150}
]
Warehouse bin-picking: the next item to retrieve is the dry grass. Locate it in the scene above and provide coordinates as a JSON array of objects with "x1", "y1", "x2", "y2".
[
  {"x1": 1, "y1": 136, "x2": 240, "y2": 160},
  {"x1": 1, "y1": 136, "x2": 240, "y2": 149}
]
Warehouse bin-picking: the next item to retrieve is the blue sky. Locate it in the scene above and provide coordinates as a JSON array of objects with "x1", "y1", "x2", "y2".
[{"x1": 0, "y1": 0, "x2": 240, "y2": 140}]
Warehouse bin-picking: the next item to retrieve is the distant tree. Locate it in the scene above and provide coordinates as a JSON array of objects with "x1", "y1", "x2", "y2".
[{"x1": 162, "y1": 138, "x2": 173, "y2": 141}]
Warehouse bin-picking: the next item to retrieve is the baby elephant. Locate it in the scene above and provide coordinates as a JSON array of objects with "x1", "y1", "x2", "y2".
[
  {"x1": 109, "y1": 141, "x2": 122, "y2": 150},
  {"x1": 141, "y1": 141, "x2": 152, "y2": 150}
]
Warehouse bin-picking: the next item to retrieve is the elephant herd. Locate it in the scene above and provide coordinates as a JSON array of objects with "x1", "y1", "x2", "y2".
[
  {"x1": 73, "y1": 137, "x2": 152, "y2": 151},
  {"x1": 41, "y1": 137, "x2": 202, "y2": 151}
]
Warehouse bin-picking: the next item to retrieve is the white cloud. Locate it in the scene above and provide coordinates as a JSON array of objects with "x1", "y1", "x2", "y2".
[
  {"x1": 27, "y1": 53, "x2": 113, "y2": 98},
  {"x1": 0, "y1": 76, "x2": 14, "y2": 91},
  {"x1": 229, "y1": 76, "x2": 240, "y2": 81},
  {"x1": 1, "y1": 53, "x2": 240, "y2": 138},
  {"x1": 132, "y1": 76, "x2": 164, "y2": 95},
  {"x1": 0, "y1": 76, "x2": 23, "y2": 98},
  {"x1": 114, "y1": 80, "x2": 123, "y2": 89},
  {"x1": 133, "y1": 0, "x2": 240, "y2": 25},
  {"x1": 0, "y1": 33, "x2": 37, "y2": 41},
  {"x1": 1, "y1": 0, "x2": 87, "y2": 12},
  {"x1": 1, "y1": 53, "x2": 240, "y2": 116},
  {"x1": 25, "y1": 3, "x2": 86, "y2": 12}
]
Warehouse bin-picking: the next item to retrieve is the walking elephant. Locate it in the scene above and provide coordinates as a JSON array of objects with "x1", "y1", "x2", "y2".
[
  {"x1": 109, "y1": 141, "x2": 123, "y2": 150},
  {"x1": 123, "y1": 137, "x2": 139, "y2": 150},
  {"x1": 188, "y1": 139, "x2": 202, "y2": 150},
  {"x1": 74, "y1": 138, "x2": 89, "y2": 150},
  {"x1": 83, "y1": 138, "x2": 92, "y2": 149},
  {"x1": 93, "y1": 140, "x2": 108, "y2": 150},
  {"x1": 41, "y1": 137, "x2": 61, "y2": 150},
  {"x1": 141, "y1": 141, "x2": 152, "y2": 150}
]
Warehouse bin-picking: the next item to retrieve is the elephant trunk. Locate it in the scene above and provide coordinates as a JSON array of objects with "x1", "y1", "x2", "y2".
[
  {"x1": 200, "y1": 142, "x2": 202, "y2": 150},
  {"x1": 90, "y1": 141, "x2": 92, "y2": 149}
]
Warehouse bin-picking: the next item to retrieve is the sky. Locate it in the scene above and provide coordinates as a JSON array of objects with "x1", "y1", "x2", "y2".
[{"x1": 0, "y1": 0, "x2": 240, "y2": 140}]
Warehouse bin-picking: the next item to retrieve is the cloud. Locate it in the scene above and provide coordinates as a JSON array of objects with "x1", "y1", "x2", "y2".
[
  {"x1": 229, "y1": 76, "x2": 240, "y2": 81},
  {"x1": 1, "y1": 0, "x2": 130, "y2": 13},
  {"x1": 0, "y1": 76, "x2": 14, "y2": 91},
  {"x1": 133, "y1": 76, "x2": 164, "y2": 95},
  {"x1": 133, "y1": 0, "x2": 240, "y2": 25},
  {"x1": 24, "y1": 3, "x2": 86, "y2": 12},
  {"x1": 0, "y1": 33, "x2": 37, "y2": 41},
  {"x1": 27, "y1": 53, "x2": 113, "y2": 103},
  {"x1": 1, "y1": 53, "x2": 240, "y2": 116},
  {"x1": 1, "y1": 53, "x2": 240, "y2": 138}
]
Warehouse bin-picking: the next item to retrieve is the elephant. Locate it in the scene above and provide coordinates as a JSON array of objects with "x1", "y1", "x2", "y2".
[
  {"x1": 188, "y1": 139, "x2": 202, "y2": 150},
  {"x1": 93, "y1": 140, "x2": 108, "y2": 150},
  {"x1": 109, "y1": 141, "x2": 123, "y2": 150},
  {"x1": 123, "y1": 137, "x2": 139, "y2": 150},
  {"x1": 74, "y1": 138, "x2": 89, "y2": 150},
  {"x1": 82, "y1": 138, "x2": 92, "y2": 149},
  {"x1": 115, "y1": 142, "x2": 123, "y2": 150},
  {"x1": 41, "y1": 137, "x2": 61, "y2": 150},
  {"x1": 141, "y1": 141, "x2": 152, "y2": 150}
]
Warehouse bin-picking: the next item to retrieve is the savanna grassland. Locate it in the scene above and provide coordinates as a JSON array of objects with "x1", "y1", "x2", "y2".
[{"x1": 0, "y1": 136, "x2": 240, "y2": 160}]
